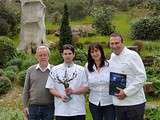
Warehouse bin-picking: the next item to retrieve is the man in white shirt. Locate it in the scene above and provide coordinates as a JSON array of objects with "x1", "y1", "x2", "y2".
[
  {"x1": 46, "y1": 44, "x2": 88, "y2": 120},
  {"x1": 108, "y1": 33, "x2": 146, "y2": 120}
]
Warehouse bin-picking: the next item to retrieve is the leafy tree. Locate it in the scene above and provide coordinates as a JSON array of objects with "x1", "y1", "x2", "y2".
[
  {"x1": 59, "y1": 3, "x2": 72, "y2": 51},
  {"x1": 91, "y1": 6, "x2": 115, "y2": 35},
  {"x1": 0, "y1": 3, "x2": 19, "y2": 35}
]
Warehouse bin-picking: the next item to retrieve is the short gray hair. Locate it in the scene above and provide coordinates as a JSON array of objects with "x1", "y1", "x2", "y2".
[{"x1": 36, "y1": 45, "x2": 50, "y2": 55}]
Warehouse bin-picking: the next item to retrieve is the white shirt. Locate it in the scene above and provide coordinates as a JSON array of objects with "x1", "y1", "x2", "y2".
[
  {"x1": 36, "y1": 64, "x2": 51, "y2": 72},
  {"x1": 85, "y1": 62, "x2": 113, "y2": 106},
  {"x1": 109, "y1": 47, "x2": 146, "y2": 106},
  {"x1": 46, "y1": 63, "x2": 88, "y2": 116}
]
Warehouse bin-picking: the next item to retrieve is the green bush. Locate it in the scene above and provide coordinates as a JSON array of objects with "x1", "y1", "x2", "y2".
[
  {"x1": 0, "y1": 18, "x2": 9, "y2": 35},
  {"x1": 4, "y1": 70, "x2": 17, "y2": 82},
  {"x1": 6, "y1": 58, "x2": 22, "y2": 69},
  {"x1": 0, "y1": 36, "x2": 17, "y2": 67},
  {"x1": 145, "y1": 107, "x2": 160, "y2": 120},
  {"x1": 17, "y1": 70, "x2": 26, "y2": 86},
  {"x1": 68, "y1": 0, "x2": 88, "y2": 20},
  {"x1": 0, "y1": 7, "x2": 19, "y2": 35},
  {"x1": 0, "y1": 76, "x2": 11, "y2": 94},
  {"x1": 146, "y1": 0, "x2": 160, "y2": 16},
  {"x1": 75, "y1": 48, "x2": 87, "y2": 66},
  {"x1": 5, "y1": 65, "x2": 19, "y2": 73},
  {"x1": 0, "y1": 107, "x2": 24, "y2": 120},
  {"x1": 44, "y1": 0, "x2": 88, "y2": 21},
  {"x1": 0, "y1": 69, "x2": 4, "y2": 76},
  {"x1": 91, "y1": 6, "x2": 115, "y2": 35},
  {"x1": 49, "y1": 49, "x2": 63, "y2": 65},
  {"x1": 21, "y1": 57, "x2": 37, "y2": 70},
  {"x1": 131, "y1": 16, "x2": 160, "y2": 40},
  {"x1": 152, "y1": 80, "x2": 160, "y2": 97},
  {"x1": 128, "y1": 0, "x2": 144, "y2": 7}
]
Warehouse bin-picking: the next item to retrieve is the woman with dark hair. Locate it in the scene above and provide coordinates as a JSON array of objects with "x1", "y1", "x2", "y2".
[{"x1": 85, "y1": 42, "x2": 115, "y2": 120}]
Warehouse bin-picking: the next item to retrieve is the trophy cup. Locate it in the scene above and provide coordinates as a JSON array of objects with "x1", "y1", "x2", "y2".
[{"x1": 49, "y1": 69, "x2": 77, "y2": 102}]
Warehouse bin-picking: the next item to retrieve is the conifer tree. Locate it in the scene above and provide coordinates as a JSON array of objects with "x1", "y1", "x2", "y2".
[{"x1": 59, "y1": 3, "x2": 72, "y2": 52}]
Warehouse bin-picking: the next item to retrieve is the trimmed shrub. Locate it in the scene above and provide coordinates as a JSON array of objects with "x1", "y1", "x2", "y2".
[
  {"x1": 0, "y1": 36, "x2": 17, "y2": 67},
  {"x1": 131, "y1": 16, "x2": 160, "y2": 40},
  {"x1": 59, "y1": 3, "x2": 72, "y2": 51},
  {"x1": 0, "y1": 76, "x2": 11, "y2": 94},
  {"x1": 17, "y1": 70, "x2": 26, "y2": 86}
]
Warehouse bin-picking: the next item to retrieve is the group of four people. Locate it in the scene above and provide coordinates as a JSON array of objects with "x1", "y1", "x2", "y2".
[{"x1": 22, "y1": 33, "x2": 146, "y2": 120}]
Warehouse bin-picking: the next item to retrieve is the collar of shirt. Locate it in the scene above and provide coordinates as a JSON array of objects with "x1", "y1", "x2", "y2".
[
  {"x1": 63, "y1": 62, "x2": 74, "y2": 68},
  {"x1": 113, "y1": 47, "x2": 130, "y2": 57},
  {"x1": 92, "y1": 61, "x2": 109, "y2": 72},
  {"x1": 36, "y1": 64, "x2": 51, "y2": 72}
]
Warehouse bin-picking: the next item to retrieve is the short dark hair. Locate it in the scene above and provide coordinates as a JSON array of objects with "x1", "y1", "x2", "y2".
[
  {"x1": 87, "y1": 42, "x2": 108, "y2": 72},
  {"x1": 110, "y1": 32, "x2": 123, "y2": 43},
  {"x1": 62, "y1": 44, "x2": 75, "y2": 54}
]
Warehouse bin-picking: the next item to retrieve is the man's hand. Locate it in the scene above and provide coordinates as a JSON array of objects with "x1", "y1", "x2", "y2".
[
  {"x1": 59, "y1": 94, "x2": 68, "y2": 102},
  {"x1": 22, "y1": 107, "x2": 29, "y2": 119},
  {"x1": 115, "y1": 87, "x2": 126, "y2": 100},
  {"x1": 65, "y1": 87, "x2": 74, "y2": 95}
]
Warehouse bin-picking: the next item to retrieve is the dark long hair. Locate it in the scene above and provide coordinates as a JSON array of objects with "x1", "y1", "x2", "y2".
[{"x1": 87, "y1": 42, "x2": 107, "y2": 72}]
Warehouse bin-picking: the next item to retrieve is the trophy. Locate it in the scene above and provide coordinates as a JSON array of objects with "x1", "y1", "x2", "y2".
[{"x1": 49, "y1": 69, "x2": 77, "y2": 102}]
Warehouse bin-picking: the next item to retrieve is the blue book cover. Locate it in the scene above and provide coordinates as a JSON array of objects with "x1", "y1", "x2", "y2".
[{"x1": 109, "y1": 72, "x2": 126, "y2": 95}]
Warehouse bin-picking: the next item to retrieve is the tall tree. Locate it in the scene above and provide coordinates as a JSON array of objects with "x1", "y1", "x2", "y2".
[{"x1": 59, "y1": 3, "x2": 72, "y2": 52}]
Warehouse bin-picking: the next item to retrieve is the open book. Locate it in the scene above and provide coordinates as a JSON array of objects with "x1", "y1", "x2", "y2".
[{"x1": 109, "y1": 72, "x2": 126, "y2": 95}]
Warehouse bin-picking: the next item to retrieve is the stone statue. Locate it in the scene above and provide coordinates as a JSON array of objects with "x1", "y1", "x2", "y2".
[{"x1": 18, "y1": 0, "x2": 46, "y2": 53}]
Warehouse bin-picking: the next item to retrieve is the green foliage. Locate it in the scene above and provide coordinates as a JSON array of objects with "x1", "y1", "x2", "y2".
[
  {"x1": 91, "y1": 6, "x2": 115, "y2": 35},
  {"x1": 12, "y1": 51, "x2": 37, "y2": 71},
  {"x1": 145, "y1": 58, "x2": 160, "y2": 82},
  {"x1": 59, "y1": 3, "x2": 72, "y2": 51},
  {"x1": 5, "y1": 65, "x2": 19, "y2": 73},
  {"x1": 145, "y1": 107, "x2": 160, "y2": 120},
  {"x1": 0, "y1": 107, "x2": 24, "y2": 120},
  {"x1": 4, "y1": 70, "x2": 17, "y2": 82},
  {"x1": 0, "y1": 18, "x2": 9, "y2": 35},
  {"x1": 17, "y1": 70, "x2": 26, "y2": 86},
  {"x1": 131, "y1": 16, "x2": 160, "y2": 40},
  {"x1": 0, "y1": 69, "x2": 4, "y2": 76},
  {"x1": 128, "y1": 0, "x2": 144, "y2": 7},
  {"x1": 146, "y1": 0, "x2": 160, "y2": 16},
  {"x1": 49, "y1": 49, "x2": 63, "y2": 65},
  {"x1": 0, "y1": 36, "x2": 17, "y2": 67},
  {"x1": 0, "y1": 76, "x2": 11, "y2": 94},
  {"x1": 6, "y1": 58, "x2": 22, "y2": 69},
  {"x1": 44, "y1": 0, "x2": 88, "y2": 21},
  {"x1": 75, "y1": 48, "x2": 87, "y2": 66},
  {"x1": 0, "y1": 5, "x2": 19, "y2": 35},
  {"x1": 152, "y1": 81, "x2": 160, "y2": 97},
  {"x1": 67, "y1": 0, "x2": 88, "y2": 20},
  {"x1": 21, "y1": 58, "x2": 37, "y2": 70}
]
